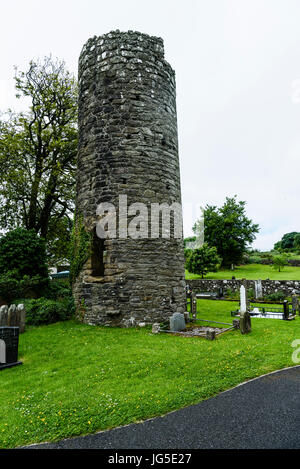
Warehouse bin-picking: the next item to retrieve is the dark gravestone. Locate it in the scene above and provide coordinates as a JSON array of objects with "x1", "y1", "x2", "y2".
[
  {"x1": 206, "y1": 329, "x2": 216, "y2": 341},
  {"x1": 292, "y1": 295, "x2": 299, "y2": 316},
  {"x1": 0, "y1": 327, "x2": 22, "y2": 370},
  {"x1": 183, "y1": 311, "x2": 190, "y2": 323},
  {"x1": 283, "y1": 300, "x2": 289, "y2": 320},
  {"x1": 240, "y1": 312, "x2": 251, "y2": 334},
  {"x1": 8, "y1": 304, "x2": 20, "y2": 327},
  {"x1": 233, "y1": 319, "x2": 240, "y2": 329},
  {"x1": 239, "y1": 282, "x2": 251, "y2": 334}
]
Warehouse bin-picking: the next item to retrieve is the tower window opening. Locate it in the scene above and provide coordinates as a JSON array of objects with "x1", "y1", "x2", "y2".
[{"x1": 91, "y1": 228, "x2": 105, "y2": 277}]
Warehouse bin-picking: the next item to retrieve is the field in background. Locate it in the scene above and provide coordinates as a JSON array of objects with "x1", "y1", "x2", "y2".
[{"x1": 186, "y1": 263, "x2": 300, "y2": 280}]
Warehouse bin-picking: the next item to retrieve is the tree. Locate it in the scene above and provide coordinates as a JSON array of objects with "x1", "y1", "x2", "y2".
[
  {"x1": 274, "y1": 232, "x2": 300, "y2": 251},
  {"x1": 185, "y1": 243, "x2": 221, "y2": 278},
  {"x1": 272, "y1": 254, "x2": 288, "y2": 272},
  {"x1": 273, "y1": 241, "x2": 283, "y2": 252},
  {"x1": 195, "y1": 196, "x2": 259, "y2": 267},
  {"x1": 0, "y1": 56, "x2": 77, "y2": 262},
  {"x1": 0, "y1": 228, "x2": 48, "y2": 280},
  {"x1": 294, "y1": 234, "x2": 300, "y2": 252}
]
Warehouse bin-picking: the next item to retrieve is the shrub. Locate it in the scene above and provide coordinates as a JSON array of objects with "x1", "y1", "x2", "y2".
[
  {"x1": 184, "y1": 248, "x2": 193, "y2": 262},
  {"x1": 225, "y1": 288, "x2": 239, "y2": 300},
  {"x1": 261, "y1": 253, "x2": 273, "y2": 259},
  {"x1": 25, "y1": 297, "x2": 75, "y2": 326},
  {"x1": 19, "y1": 275, "x2": 49, "y2": 296},
  {"x1": 248, "y1": 256, "x2": 262, "y2": 264},
  {"x1": 0, "y1": 273, "x2": 21, "y2": 303},
  {"x1": 265, "y1": 291, "x2": 286, "y2": 302},
  {"x1": 186, "y1": 244, "x2": 221, "y2": 278},
  {"x1": 242, "y1": 253, "x2": 250, "y2": 264},
  {"x1": 0, "y1": 272, "x2": 49, "y2": 303},
  {"x1": 272, "y1": 254, "x2": 288, "y2": 272},
  {"x1": 42, "y1": 280, "x2": 73, "y2": 301},
  {"x1": 0, "y1": 228, "x2": 48, "y2": 280}
]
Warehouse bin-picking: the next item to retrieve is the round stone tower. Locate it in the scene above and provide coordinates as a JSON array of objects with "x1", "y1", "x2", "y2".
[{"x1": 73, "y1": 30, "x2": 186, "y2": 326}]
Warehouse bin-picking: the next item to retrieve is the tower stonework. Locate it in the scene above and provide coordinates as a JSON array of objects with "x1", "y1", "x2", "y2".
[{"x1": 73, "y1": 30, "x2": 186, "y2": 326}]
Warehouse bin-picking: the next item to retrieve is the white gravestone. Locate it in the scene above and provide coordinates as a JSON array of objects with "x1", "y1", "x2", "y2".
[{"x1": 239, "y1": 285, "x2": 247, "y2": 313}]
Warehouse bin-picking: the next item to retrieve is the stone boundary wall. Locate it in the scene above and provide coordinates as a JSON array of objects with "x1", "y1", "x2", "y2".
[
  {"x1": 186, "y1": 279, "x2": 300, "y2": 296},
  {"x1": 259, "y1": 259, "x2": 300, "y2": 267}
]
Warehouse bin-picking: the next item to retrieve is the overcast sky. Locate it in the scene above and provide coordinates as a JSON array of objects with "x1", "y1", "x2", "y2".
[{"x1": 1, "y1": 0, "x2": 300, "y2": 250}]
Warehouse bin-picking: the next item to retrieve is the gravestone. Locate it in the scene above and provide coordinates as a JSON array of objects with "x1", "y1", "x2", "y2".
[
  {"x1": 0, "y1": 327, "x2": 22, "y2": 370},
  {"x1": 283, "y1": 300, "x2": 289, "y2": 320},
  {"x1": 0, "y1": 304, "x2": 26, "y2": 333},
  {"x1": 292, "y1": 294, "x2": 299, "y2": 316},
  {"x1": 239, "y1": 285, "x2": 247, "y2": 313},
  {"x1": 233, "y1": 319, "x2": 240, "y2": 329},
  {"x1": 0, "y1": 305, "x2": 8, "y2": 327},
  {"x1": 240, "y1": 311, "x2": 251, "y2": 334},
  {"x1": 169, "y1": 313, "x2": 186, "y2": 332},
  {"x1": 254, "y1": 280, "x2": 263, "y2": 299},
  {"x1": 239, "y1": 283, "x2": 251, "y2": 334},
  {"x1": 206, "y1": 328, "x2": 216, "y2": 340},
  {"x1": 183, "y1": 311, "x2": 190, "y2": 323},
  {"x1": 17, "y1": 304, "x2": 26, "y2": 333},
  {"x1": 8, "y1": 304, "x2": 20, "y2": 328}
]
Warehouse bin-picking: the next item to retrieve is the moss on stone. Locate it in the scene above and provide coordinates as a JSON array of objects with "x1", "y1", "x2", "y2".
[{"x1": 70, "y1": 214, "x2": 91, "y2": 284}]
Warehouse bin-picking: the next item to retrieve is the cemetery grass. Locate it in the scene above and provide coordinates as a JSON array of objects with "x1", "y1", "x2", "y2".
[
  {"x1": 186, "y1": 263, "x2": 300, "y2": 280},
  {"x1": 0, "y1": 306, "x2": 299, "y2": 448}
]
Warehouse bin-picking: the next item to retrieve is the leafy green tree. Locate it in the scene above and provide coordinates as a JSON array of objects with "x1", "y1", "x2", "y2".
[
  {"x1": 274, "y1": 241, "x2": 283, "y2": 252},
  {"x1": 195, "y1": 196, "x2": 259, "y2": 267},
  {"x1": 274, "y1": 232, "x2": 300, "y2": 251},
  {"x1": 186, "y1": 243, "x2": 221, "y2": 278},
  {"x1": 46, "y1": 216, "x2": 73, "y2": 265},
  {"x1": 293, "y1": 234, "x2": 300, "y2": 252},
  {"x1": 272, "y1": 254, "x2": 288, "y2": 272},
  {"x1": 0, "y1": 228, "x2": 48, "y2": 280},
  {"x1": 0, "y1": 56, "x2": 77, "y2": 262}
]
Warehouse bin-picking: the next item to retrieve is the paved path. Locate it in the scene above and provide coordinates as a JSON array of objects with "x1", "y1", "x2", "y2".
[{"x1": 26, "y1": 366, "x2": 300, "y2": 449}]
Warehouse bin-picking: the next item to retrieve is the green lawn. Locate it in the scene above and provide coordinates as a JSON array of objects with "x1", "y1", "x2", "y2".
[
  {"x1": 0, "y1": 304, "x2": 299, "y2": 448},
  {"x1": 186, "y1": 263, "x2": 300, "y2": 280}
]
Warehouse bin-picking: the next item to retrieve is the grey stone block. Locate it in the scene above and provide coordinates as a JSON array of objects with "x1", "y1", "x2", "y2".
[
  {"x1": 0, "y1": 305, "x2": 8, "y2": 327},
  {"x1": 152, "y1": 323, "x2": 160, "y2": 334},
  {"x1": 169, "y1": 313, "x2": 186, "y2": 332}
]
